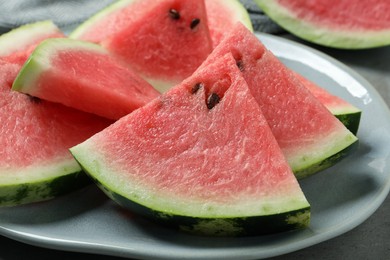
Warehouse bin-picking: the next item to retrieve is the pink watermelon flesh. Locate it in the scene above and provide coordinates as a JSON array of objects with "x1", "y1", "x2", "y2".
[
  {"x1": 14, "y1": 39, "x2": 160, "y2": 120},
  {"x1": 102, "y1": 0, "x2": 212, "y2": 84},
  {"x1": 71, "y1": 0, "x2": 213, "y2": 90},
  {"x1": 277, "y1": 0, "x2": 390, "y2": 31},
  {"x1": 200, "y1": 23, "x2": 357, "y2": 176},
  {"x1": 70, "y1": 53, "x2": 309, "y2": 228}
]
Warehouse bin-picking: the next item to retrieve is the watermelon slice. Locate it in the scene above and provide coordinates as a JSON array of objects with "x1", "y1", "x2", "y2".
[
  {"x1": 254, "y1": 0, "x2": 390, "y2": 49},
  {"x1": 12, "y1": 38, "x2": 160, "y2": 120},
  {"x1": 70, "y1": 53, "x2": 310, "y2": 236},
  {"x1": 70, "y1": 0, "x2": 214, "y2": 93},
  {"x1": 294, "y1": 71, "x2": 361, "y2": 135},
  {"x1": 200, "y1": 23, "x2": 358, "y2": 178},
  {"x1": 0, "y1": 22, "x2": 112, "y2": 207}
]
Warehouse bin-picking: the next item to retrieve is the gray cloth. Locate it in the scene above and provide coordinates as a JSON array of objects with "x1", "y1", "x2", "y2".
[
  {"x1": 0, "y1": 0, "x2": 113, "y2": 33},
  {"x1": 0, "y1": 0, "x2": 283, "y2": 34}
]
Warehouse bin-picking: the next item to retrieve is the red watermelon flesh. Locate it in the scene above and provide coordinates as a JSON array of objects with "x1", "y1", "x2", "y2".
[
  {"x1": 0, "y1": 22, "x2": 112, "y2": 206},
  {"x1": 70, "y1": 0, "x2": 213, "y2": 92},
  {"x1": 200, "y1": 23, "x2": 358, "y2": 178},
  {"x1": 70, "y1": 53, "x2": 310, "y2": 235},
  {"x1": 12, "y1": 38, "x2": 160, "y2": 120}
]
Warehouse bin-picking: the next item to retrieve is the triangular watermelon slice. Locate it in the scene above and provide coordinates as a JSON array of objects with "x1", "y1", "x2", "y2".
[
  {"x1": 0, "y1": 21, "x2": 112, "y2": 207},
  {"x1": 200, "y1": 23, "x2": 358, "y2": 178},
  {"x1": 254, "y1": 0, "x2": 390, "y2": 49},
  {"x1": 70, "y1": 0, "x2": 214, "y2": 93},
  {"x1": 70, "y1": 53, "x2": 310, "y2": 236},
  {"x1": 12, "y1": 38, "x2": 160, "y2": 120}
]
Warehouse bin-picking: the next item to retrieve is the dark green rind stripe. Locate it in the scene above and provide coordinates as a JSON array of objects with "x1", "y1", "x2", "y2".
[
  {"x1": 335, "y1": 112, "x2": 361, "y2": 135},
  {"x1": 76, "y1": 162, "x2": 310, "y2": 237},
  {"x1": 111, "y1": 191, "x2": 310, "y2": 237},
  {"x1": 294, "y1": 139, "x2": 359, "y2": 179},
  {"x1": 0, "y1": 171, "x2": 91, "y2": 207}
]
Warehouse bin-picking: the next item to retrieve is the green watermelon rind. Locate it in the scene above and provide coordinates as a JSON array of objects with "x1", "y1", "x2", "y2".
[
  {"x1": 254, "y1": 0, "x2": 390, "y2": 49},
  {"x1": 323, "y1": 102, "x2": 361, "y2": 135},
  {"x1": 108, "y1": 185, "x2": 310, "y2": 236},
  {"x1": 0, "y1": 160, "x2": 90, "y2": 207},
  {"x1": 334, "y1": 111, "x2": 361, "y2": 135},
  {"x1": 291, "y1": 131, "x2": 358, "y2": 179},
  {"x1": 70, "y1": 145, "x2": 310, "y2": 236}
]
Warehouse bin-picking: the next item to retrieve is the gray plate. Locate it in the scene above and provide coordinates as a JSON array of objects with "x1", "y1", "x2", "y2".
[{"x1": 1, "y1": 33, "x2": 390, "y2": 260}]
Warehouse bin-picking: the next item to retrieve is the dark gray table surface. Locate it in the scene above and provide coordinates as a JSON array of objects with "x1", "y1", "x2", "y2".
[{"x1": 1, "y1": 32, "x2": 390, "y2": 260}]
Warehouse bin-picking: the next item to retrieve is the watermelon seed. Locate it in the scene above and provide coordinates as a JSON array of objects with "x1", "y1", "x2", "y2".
[
  {"x1": 207, "y1": 93, "x2": 220, "y2": 109},
  {"x1": 190, "y1": 18, "x2": 200, "y2": 30},
  {"x1": 27, "y1": 94, "x2": 41, "y2": 104},
  {"x1": 169, "y1": 9, "x2": 180, "y2": 20},
  {"x1": 236, "y1": 60, "x2": 244, "y2": 71},
  {"x1": 191, "y1": 82, "x2": 203, "y2": 94}
]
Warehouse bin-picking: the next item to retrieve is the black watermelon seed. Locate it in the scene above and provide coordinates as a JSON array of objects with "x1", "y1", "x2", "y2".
[
  {"x1": 169, "y1": 9, "x2": 180, "y2": 20},
  {"x1": 191, "y1": 82, "x2": 203, "y2": 94},
  {"x1": 190, "y1": 18, "x2": 200, "y2": 29},
  {"x1": 236, "y1": 60, "x2": 244, "y2": 71},
  {"x1": 207, "y1": 93, "x2": 220, "y2": 109},
  {"x1": 28, "y1": 94, "x2": 41, "y2": 104}
]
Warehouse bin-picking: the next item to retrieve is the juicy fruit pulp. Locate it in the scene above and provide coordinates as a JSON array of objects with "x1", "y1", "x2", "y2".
[
  {"x1": 71, "y1": 53, "x2": 310, "y2": 236},
  {"x1": 199, "y1": 23, "x2": 358, "y2": 178},
  {"x1": 12, "y1": 38, "x2": 160, "y2": 120},
  {"x1": 0, "y1": 21, "x2": 111, "y2": 206},
  {"x1": 254, "y1": 0, "x2": 390, "y2": 49}
]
